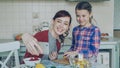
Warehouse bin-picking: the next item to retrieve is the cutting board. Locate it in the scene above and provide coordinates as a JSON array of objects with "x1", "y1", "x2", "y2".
[{"x1": 53, "y1": 58, "x2": 69, "y2": 65}]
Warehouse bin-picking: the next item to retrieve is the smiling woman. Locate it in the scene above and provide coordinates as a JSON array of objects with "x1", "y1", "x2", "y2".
[{"x1": 21, "y1": 10, "x2": 72, "y2": 61}]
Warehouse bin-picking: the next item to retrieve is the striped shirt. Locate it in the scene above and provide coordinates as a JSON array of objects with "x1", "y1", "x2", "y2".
[{"x1": 70, "y1": 25, "x2": 101, "y2": 58}]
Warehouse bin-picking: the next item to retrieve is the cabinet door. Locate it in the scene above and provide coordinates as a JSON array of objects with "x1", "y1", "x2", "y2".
[{"x1": 97, "y1": 51, "x2": 110, "y2": 68}]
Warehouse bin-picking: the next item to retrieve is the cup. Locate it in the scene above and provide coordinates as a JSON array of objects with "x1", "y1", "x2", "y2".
[{"x1": 68, "y1": 55, "x2": 75, "y2": 67}]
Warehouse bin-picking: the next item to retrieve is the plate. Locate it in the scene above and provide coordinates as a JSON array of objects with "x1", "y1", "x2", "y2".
[{"x1": 23, "y1": 57, "x2": 41, "y2": 67}]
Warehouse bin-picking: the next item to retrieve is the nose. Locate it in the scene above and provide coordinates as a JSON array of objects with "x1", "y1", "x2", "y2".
[
  {"x1": 60, "y1": 22, "x2": 64, "y2": 27},
  {"x1": 78, "y1": 17, "x2": 83, "y2": 21},
  {"x1": 79, "y1": 16, "x2": 81, "y2": 19}
]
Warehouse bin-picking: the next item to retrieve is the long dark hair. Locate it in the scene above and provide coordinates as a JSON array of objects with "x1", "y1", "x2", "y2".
[{"x1": 53, "y1": 10, "x2": 72, "y2": 44}]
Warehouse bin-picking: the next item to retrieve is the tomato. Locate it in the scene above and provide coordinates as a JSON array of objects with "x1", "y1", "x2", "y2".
[{"x1": 30, "y1": 57, "x2": 39, "y2": 61}]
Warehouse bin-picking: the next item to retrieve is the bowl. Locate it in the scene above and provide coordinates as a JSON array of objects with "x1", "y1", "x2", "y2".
[{"x1": 23, "y1": 57, "x2": 41, "y2": 67}]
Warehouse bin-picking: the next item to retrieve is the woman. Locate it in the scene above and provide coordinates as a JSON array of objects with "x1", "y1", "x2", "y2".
[
  {"x1": 64, "y1": 1, "x2": 101, "y2": 62},
  {"x1": 22, "y1": 10, "x2": 72, "y2": 60}
]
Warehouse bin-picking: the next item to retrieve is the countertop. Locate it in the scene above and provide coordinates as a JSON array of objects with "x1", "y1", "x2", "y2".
[
  {"x1": 64, "y1": 37, "x2": 120, "y2": 45},
  {"x1": 0, "y1": 37, "x2": 120, "y2": 46},
  {"x1": 0, "y1": 39, "x2": 15, "y2": 43}
]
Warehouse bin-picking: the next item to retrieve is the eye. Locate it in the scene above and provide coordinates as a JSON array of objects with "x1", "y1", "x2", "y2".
[
  {"x1": 56, "y1": 20, "x2": 61, "y2": 23},
  {"x1": 57, "y1": 20, "x2": 61, "y2": 23},
  {"x1": 64, "y1": 22, "x2": 69, "y2": 25},
  {"x1": 82, "y1": 15, "x2": 86, "y2": 17}
]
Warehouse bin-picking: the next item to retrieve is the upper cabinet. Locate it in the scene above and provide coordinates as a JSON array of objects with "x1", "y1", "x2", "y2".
[
  {"x1": 66, "y1": 0, "x2": 110, "y2": 2},
  {"x1": 114, "y1": 0, "x2": 120, "y2": 29}
]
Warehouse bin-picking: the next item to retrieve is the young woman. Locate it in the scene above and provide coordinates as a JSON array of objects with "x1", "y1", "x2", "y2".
[
  {"x1": 22, "y1": 10, "x2": 72, "y2": 60},
  {"x1": 64, "y1": 1, "x2": 101, "y2": 62}
]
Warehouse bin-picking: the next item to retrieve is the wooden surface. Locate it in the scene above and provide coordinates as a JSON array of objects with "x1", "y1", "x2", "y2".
[{"x1": 53, "y1": 58, "x2": 69, "y2": 65}]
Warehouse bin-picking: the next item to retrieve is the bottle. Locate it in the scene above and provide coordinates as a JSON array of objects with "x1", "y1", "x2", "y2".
[{"x1": 76, "y1": 53, "x2": 84, "y2": 68}]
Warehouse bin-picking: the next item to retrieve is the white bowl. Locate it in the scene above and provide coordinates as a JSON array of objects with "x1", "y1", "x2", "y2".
[{"x1": 23, "y1": 57, "x2": 41, "y2": 67}]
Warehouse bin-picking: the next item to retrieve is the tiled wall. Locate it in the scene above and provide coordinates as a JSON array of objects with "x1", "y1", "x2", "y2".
[{"x1": 0, "y1": 0, "x2": 114, "y2": 39}]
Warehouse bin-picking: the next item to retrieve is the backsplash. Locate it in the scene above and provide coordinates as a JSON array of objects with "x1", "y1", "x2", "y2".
[
  {"x1": 0, "y1": 0, "x2": 114, "y2": 39},
  {"x1": 32, "y1": 21, "x2": 49, "y2": 35}
]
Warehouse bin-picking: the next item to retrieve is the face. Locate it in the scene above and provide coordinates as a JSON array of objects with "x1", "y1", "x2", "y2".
[
  {"x1": 76, "y1": 9, "x2": 92, "y2": 27},
  {"x1": 52, "y1": 17, "x2": 70, "y2": 35}
]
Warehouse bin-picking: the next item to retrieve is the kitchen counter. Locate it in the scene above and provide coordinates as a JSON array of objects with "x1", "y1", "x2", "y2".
[
  {"x1": 0, "y1": 39, "x2": 15, "y2": 43},
  {"x1": 0, "y1": 37, "x2": 120, "y2": 46},
  {"x1": 64, "y1": 37, "x2": 120, "y2": 45}
]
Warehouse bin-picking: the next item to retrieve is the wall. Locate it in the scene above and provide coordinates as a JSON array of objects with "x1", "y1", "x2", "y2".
[
  {"x1": 0, "y1": 0, "x2": 114, "y2": 39},
  {"x1": 114, "y1": 0, "x2": 120, "y2": 29}
]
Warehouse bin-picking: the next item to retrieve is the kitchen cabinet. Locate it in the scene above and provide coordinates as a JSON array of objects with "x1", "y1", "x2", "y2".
[
  {"x1": 58, "y1": 38, "x2": 120, "y2": 68},
  {"x1": 114, "y1": 0, "x2": 120, "y2": 29},
  {"x1": 66, "y1": 0, "x2": 110, "y2": 2}
]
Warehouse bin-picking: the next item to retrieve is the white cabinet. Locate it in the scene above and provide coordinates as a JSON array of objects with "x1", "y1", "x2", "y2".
[
  {"x1": 99, "y1": 42, "x2": 119, "y2": 68},
  {"x1": 58, "y1": 41, "x2": 119, "y2": 68},
  {"x1": 97, "y1": 51, "x2": 110, "y2": 67}
]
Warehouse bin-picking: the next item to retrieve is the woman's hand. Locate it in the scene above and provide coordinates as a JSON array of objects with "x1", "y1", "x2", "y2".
[
  {"x1": 63, "y1": 51, "x2": 78, "y2": 58},
  {"x1": 22, "y1": 33, "x2": 43, "y2": 56},
  {"x1": 49, "y1": 51, "x2": 58, "y2": 60}
]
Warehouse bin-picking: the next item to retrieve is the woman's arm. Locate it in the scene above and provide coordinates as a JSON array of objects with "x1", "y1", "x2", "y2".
[{"x1": 22, "y1": 33, "x2": 43, "y2": 56}]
